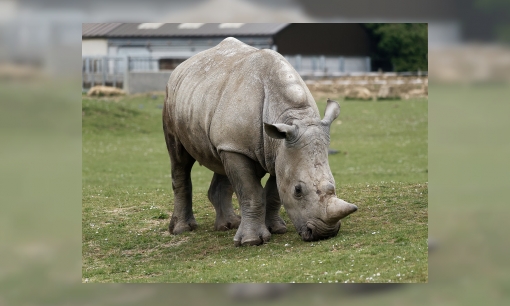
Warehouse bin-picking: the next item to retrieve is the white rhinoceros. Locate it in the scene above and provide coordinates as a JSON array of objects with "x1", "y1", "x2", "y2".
[{"x1": 163, "y1": 37, "x2": 357, "y2": 246}]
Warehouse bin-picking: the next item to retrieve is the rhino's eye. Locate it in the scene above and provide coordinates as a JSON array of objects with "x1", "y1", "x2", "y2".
[{"x1": 294, "y1": 185, "x2": 303, "y2": 198}]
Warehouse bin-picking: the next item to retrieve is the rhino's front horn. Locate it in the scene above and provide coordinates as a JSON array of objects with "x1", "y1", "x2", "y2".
[{"x1": 326, "y1": 198, "x2": 358, "y2": 222}]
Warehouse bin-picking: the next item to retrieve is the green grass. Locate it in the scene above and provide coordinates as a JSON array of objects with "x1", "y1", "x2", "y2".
[{"x1": 82, "y1": 93, "x2": 428, "y2": 283}]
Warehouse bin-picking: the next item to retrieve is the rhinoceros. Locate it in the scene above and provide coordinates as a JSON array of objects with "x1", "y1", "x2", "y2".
[{"x1": 163, "y1": 37, "x2": 357, "y2": 246}]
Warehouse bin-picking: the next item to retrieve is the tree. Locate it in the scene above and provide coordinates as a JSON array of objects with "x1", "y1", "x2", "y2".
[{"x1": 365, "y1": 24, "x2": 428, "y2": 72}]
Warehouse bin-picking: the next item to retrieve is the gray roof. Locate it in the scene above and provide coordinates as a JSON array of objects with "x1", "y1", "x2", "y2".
[
  {"x1": 83, "y1": 23, "x2": 289, "y2": 38},
  {"x1": 82, "y1": 23, "x2": 122, "y2": 37}
]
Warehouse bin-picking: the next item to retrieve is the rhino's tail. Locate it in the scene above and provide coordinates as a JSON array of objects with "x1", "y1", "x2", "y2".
[{"x1": 162, "y1": 84, "x2": 173, "y2": 154}]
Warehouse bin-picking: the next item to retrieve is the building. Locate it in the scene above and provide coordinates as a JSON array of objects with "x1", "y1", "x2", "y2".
[{"x1": 82, "y1": 23, "x2": 376, "y2": 92}]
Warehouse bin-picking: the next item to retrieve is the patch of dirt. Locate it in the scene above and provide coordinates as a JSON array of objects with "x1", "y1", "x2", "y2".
[
  {"x1": 159, "y1": 236, "x2": 189, "y2": 248},
  {"x1": 120, "y1": 237, "x2": 189, "y2": 258},
  {"x1": 101, "y1": 206, "x2": 137, "y2": 225},
  {"x1": 127, "y1": 273, "x2": 164, "y2": 281},
  {"x1": 138, "y1": 218, "x2": 167, "y2": 233},
  {"x1": 121, "y1": 248, "x2": 155, "y2": 257},
  {"x1": 104, "y1": 206, "x2": 135, "y2": 215}
]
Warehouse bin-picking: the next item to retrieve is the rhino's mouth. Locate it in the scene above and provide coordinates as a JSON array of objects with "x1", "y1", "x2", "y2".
[{"x1": 298, "y1": 219, "x2": 341, "y2": 242}]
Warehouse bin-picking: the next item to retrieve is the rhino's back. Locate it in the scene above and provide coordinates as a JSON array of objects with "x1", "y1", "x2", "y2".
[{"x1": 165, "y1": 38, "x2": 272, "y2": 174}]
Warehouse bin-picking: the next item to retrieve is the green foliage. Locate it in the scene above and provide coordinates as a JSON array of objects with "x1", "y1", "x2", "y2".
[
  {"x1": 82, "y1": 94, "x2": 428, "y2": 283},
  {"x1": 365, "y1": 23, "x2": 428, "y2": 72}
]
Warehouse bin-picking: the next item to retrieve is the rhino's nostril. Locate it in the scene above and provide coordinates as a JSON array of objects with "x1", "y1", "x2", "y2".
[
  {"x1": 300, "y1": 224, "x2": 314, "y2": 241},
  {"x1": 323, "y1": 182, "x2": 335, "y2": 195},
  {"x1": 299, "y1": 223, "x2": 319, "y2": 241}
]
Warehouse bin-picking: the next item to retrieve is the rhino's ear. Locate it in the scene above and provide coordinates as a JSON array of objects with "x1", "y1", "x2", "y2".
[
  {"x1": 321, "y1": 98, "x2": 341, "y2": 126},
  {"x1": 264, "y1": 122, "x2": 296, "y2": 140}
]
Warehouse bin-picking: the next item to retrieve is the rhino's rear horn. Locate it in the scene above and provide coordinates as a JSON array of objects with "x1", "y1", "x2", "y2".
[
  {"x1": 321, "y1": 98, "x2": 341, "y2": 127},
  {"x1": 326, "y1": 198, "x2": 358, "y2": 222}
]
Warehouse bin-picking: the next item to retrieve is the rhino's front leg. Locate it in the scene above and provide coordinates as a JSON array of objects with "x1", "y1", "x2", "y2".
[
  {"x1": 264, "y1": 176, "x2": 287, "y2": 234},
  {"x1": 220, "y1": 152, "x2": 271, "y2": 246}
]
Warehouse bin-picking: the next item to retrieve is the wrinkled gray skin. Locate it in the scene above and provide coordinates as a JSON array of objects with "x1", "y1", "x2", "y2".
[{"x1": 163, "y1": 37, "x2": 357, "y2": 246}]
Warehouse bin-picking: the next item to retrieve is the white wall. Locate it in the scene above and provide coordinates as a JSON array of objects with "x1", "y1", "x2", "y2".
[
  {"x1": 428, "y1": 22, "x2": 461, "y2": 48},
  {"x1": 82, "y1": 39, "x2": 108, "y2": 56}
]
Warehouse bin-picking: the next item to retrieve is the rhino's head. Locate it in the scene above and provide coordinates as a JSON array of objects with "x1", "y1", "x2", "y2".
[{"x1": 264, "y1": 99, "x2": 357, "y2": 241}]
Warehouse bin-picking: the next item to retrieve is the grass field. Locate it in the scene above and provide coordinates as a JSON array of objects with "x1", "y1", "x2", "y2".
[{"x1": 82, "y1": 94, "x2": 428, "y2": 283}]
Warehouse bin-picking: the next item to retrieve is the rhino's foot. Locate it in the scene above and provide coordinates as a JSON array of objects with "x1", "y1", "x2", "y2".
[
  {"x1": 234, "y1": 223, "x2": 271, "y2": 247},
  {"x1": 215, "y1": 214, "x2": 241, "y2": 231},
  {"x1": 266, "y1": 217, "x2": 287, "y2": 234},
  {"x1": 169, "y1": 216, "x2": 198, "y2": 235}
]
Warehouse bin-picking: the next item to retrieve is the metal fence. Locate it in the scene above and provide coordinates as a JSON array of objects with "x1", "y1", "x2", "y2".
[
  {"x1": 284, "y1": 55, "x2": 371, "y2": 76},
  {"x1": 82, "y1": 56, "x2": 160, "y2": 91},
  {"x1": 82, "y1": 55, "x2": 427, "y2": 93},
  {"x1": 82, "y1": 56, "x2": 126, "y2": 90},
  {"x1": 82, "y1": 55, "x2": 374, "y2": 91}
]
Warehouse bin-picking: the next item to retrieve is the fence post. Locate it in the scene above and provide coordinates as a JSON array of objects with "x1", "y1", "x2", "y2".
[
  {"x1": 81, "y1": 57, "x2": 90, "y2": 90},
  {"x1": 85, "y1": 58, "x2": 90, "y2": 91},
  {"x1": 102, "y1": 57, "x2": 107, "y2": 86},
  {"x1": 113, "y1": 58, "x2": 117, "y2": 88},
  {"x1": 318, "y1": 55, "x2": 326, "y2": 73},
  {"x1": 123, "y1": 56, "x2": 130, "y2": 94},
  {"x1": 366, "y1": 56, "x2": 371, "y2": 72},
  {"x1": 339, "y1": 57, "x2": 344, "y2": 73}
]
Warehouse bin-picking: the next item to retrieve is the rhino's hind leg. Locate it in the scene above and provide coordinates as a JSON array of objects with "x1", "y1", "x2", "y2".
[
  {"x1": 264, "y1": 176, "x2": 287, "y2": 234},
  {"x1": 165, "y1": 134, "x2": 197, "y2": 235},
  {"x1": 208, "y1": 173, "x2": 241, "y2": 231},
  {"x1": 220, "y1": 152, "x2": 271, "y2": 246}
]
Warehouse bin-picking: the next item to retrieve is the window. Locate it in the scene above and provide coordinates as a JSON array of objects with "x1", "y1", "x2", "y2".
[
  {"x1": 138, "y1": 23, "x2": 164, "y2": 30},
  {"x1": 178, "y1": 23, "x2": 204, "y2": 29},
  {"x1": 218, "y1": 23, "x2": 245, "y2": 29},
  {"x1": 159, "y1": 58, "x2": 186, "y2": 70}
]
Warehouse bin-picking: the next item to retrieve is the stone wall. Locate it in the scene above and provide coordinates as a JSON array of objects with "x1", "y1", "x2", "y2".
[{"x1": 305, "y1": 74, "x2": 428, "y2": 100}]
